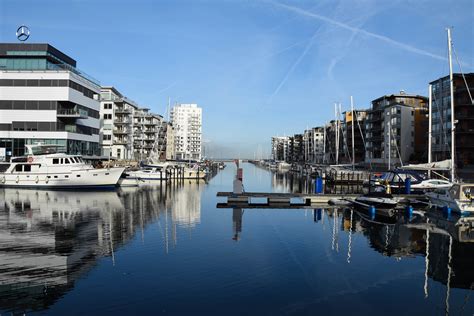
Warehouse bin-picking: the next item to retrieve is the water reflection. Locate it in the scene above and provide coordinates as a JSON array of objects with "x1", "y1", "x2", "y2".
[
  {"x1": 230, "y1": 205, "x2": 474, "y2": 313},
  {"x1": 271, "y1": 171, "x2": 363, "y2": 194},
  {"x1": 0, "y1": 183, "x2": 202, "y2": 314}
]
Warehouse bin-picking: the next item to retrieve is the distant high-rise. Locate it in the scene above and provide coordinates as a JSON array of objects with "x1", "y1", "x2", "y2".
[{"x1": 170, "y1": 104, "x2": 202, "y2": 160}]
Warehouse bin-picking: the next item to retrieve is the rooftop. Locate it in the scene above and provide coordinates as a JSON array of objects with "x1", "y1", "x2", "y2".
[{"x1": 0, "y1": 43, "x2": 99, "y2": 86}]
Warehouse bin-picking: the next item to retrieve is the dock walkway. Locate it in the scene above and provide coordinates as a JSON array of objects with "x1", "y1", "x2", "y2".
[{"x1": 217, "y1": 191, "x2": 425, "y2": 208}]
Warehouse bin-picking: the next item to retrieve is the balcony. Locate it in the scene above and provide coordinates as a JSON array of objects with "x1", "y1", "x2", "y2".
[
  {"x1": 115, "y1": 108, "x2": 131, "y2": 114},
  {"x1": 114, "y1": 138, "x2": 128, "y2": 145},
  {"x1": 113, "y1": 128, "x2": 130, "y2": 134},
  {"x1": 114, "y1": 119, "x2": 130, "y2": 125},
  {"x1": 57, "y1": 109, "x2": 88, "y2": 119},
  {"x1": 144, "y1": 129, "x2": 156, "y2": 133}
]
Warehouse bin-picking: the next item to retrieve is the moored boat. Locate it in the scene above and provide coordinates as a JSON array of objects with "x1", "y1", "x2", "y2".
[
  {"x1": 0, "y1": 144, "x2": 124, "y2": 189},
  {"x1": 426, "y1": 183, "x2": 474, "y2": 216},
  {"x1": 355, "y1": 191, "x2": 398, "y2": 209}
]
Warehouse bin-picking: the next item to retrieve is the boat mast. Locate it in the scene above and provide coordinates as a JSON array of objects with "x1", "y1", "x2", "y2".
[
  {"x1": 388, "y1": 119, "x2": 391, "y2": 170},
  {"x1": 335, "y1": 103, "x2": 339, "y2": 165},
  {"x1": 323, "y1": 124, "x2": 326, "y2": 164},
  {"x1": 351, "y1": 96, "x2": 355, "y2": 170},
  {"x1": 447, "y1": 28, "x2": 456, "y2": 183},
  {"x1": 428, "y1": 84, "x2": 432, "y2": 178}
]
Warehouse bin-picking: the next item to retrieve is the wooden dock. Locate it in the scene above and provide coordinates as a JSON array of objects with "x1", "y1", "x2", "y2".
[{"x1": 216, "y1": 191, "x2": 426, "y2": 209}]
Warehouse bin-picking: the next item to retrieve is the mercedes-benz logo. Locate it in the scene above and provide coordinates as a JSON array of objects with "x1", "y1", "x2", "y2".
[{"x1": 16, "y1": 25, "x2": 30, "y2": 42}]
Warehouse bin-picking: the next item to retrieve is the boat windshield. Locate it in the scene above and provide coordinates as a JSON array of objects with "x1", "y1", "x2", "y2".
[{"x1": 28, "y1": 145, "x2": 66, "y2": 155}]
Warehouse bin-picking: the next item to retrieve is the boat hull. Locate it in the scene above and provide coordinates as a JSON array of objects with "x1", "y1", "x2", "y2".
[
  {"x1": 0, "y1": 167, "x2": 125, "y2": 189},
  {"x1": 426, "y1": 192, "x2": 474, "y2": 215}
]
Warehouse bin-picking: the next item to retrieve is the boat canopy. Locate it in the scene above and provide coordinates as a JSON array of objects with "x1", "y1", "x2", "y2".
[{"x1": 400, "y1": 159, "x2": 451, "y2": 171}]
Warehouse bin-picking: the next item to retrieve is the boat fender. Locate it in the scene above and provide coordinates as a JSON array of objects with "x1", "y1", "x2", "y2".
[
  {"x1": 1, "y1": 176, "x2": 5, "y2": 184},
  {"x1": 16, "y1": 176, "x2": 19, "y2": 183},
  {"x1": 45, "y1": 177, "x2": 49, "y2": 184}
]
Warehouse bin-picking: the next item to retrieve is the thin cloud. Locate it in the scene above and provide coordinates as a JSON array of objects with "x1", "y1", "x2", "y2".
[{"x1": 267, "y1": 0, "x2": 447, "y2": 62}]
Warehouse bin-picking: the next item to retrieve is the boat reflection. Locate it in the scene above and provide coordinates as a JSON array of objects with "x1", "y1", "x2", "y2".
[
  {"x1": 0, "y1": 183, "x2": 203, "y2": 314},
  {"x1": 230, "y1": 205, "x2": 474, "y2": 308}
]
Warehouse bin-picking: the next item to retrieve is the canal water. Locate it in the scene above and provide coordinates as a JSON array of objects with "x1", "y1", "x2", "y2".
[{"x1": 0, "y1": 163, "x2": 473, "y2": 315}]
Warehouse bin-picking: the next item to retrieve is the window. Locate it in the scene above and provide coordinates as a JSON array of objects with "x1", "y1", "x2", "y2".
[
  {"x1": 15, "y1": 164, "x2": 22, "y2": 172},
  {"x1": 24, "y1": 165, "x2": 31, "y2": 172},
  {"x1": 65, "y1": 158, "x2": 70, "y2": 164},
  {"x1": 53, "y1": 158, "x2": 59, "y2": 164},
  {"x1": 76, "y1": 174, "x2": 81, "y2": 177}
]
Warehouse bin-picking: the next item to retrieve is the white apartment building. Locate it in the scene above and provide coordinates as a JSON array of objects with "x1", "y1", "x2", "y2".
[
  {"x1": 0, "y1": 43, "x2": 101, "y2": 161},
  {"x1": 271, "y1": 136, "x2": 289, "y2": 161},
  {"x1": 100, "y1": 86, "x2": 138, "y2": 160},
  {"x1": 170, "y1": 104, "x2": 202, "y2": 160},
  {"x1": 303, "y1": 127, "x2": 325, "y2": 164},
  {"x1": 100, "y1": 86, "x2": 167, "y2": 162}
]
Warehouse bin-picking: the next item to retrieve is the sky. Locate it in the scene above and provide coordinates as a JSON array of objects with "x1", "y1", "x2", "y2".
[{"x1": 1, "y1": 0, "x2": 473, "y2": 158}]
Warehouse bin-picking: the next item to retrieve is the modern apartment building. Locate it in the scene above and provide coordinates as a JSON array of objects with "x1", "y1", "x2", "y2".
[
  {"x1": 290, "y1": 134, "x2": 304, "y2": 163},
  {"x1": 430, "y1": 73, "x2": 474, "y2": 178},
  {"x1": 0, "y1": 43, "x2": 101, "y2": 161},
  {"x1": 100, "y1": 86, "x2": 168, "y2": 162},
  {"x1": 303, "y1": 127, "x2": 325, "y2": 164},
  {"x1": 133, "y1": 108, "x2": 166, "y2": 162},
  {"x1": 271, "y1": 136, "x2": 289, "y2": 161},
  {"x1": 343, "y1": 110, "x2": 367, "y2": 164},
  {"x1": 365, "y1": 92, "x2": 428, "y2": 167},
  {"x1": 170, "y1": 104, "x2": 202, "y2": 160},
  {"x1": 100, "y1": 86, "x2": 138, "y2": 160},
  {"x1": 324, "y1": 120, "x2": 345, "y2": 164}
]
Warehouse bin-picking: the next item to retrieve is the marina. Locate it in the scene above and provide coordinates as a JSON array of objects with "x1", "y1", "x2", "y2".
[
  {"x1": 1, "y1": 1, "x2": 473, "y2": 315},
  {"x1": 0, "y1": 162, "x2": 472, "y2": 315}
]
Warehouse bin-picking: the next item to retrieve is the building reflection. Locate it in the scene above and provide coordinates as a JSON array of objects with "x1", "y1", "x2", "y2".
[
  {"x1": 232, "y1": 208, "x2": 244, "y2": 241},
  {"x1": 271, "y1": 172, "x2": 362, "y2": 194},
  {"x1": 0, "y1": 182, "x2": 202, "y2": 314},
  {"x1": 271, "y1": 172, "x2": 313, "y2": 194},
  {"x1": 227, "y1": 204, "x2": 474, "y2": 307},
  {"x1": 340, "y1": 208, "x2": 474, "y2": 314}
]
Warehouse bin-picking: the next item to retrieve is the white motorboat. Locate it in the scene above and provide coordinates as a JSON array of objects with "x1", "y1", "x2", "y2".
[
  {"x1": 182, "y1": 165, "x2": 207, "y2": 179},
  {"x1": 426, "y1": 183, "x2": 474, "y2": 215},
  {"x1": 412, "y1": 179, "x2": 452, "y2": 191},
  {"x1": 354, "y1": 192, "x2": 399, "y2": 209},
  {"x1": 367, "y1": 170, "x2": 452, "y2": 193},
  {"x1": 119, "y1": 165, "x2": 167, "y2": 185},
  {"x1": 0, "y1": 144, "x2": 125, "y2": 189}
]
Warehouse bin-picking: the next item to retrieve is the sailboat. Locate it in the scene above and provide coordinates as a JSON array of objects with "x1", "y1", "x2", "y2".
[{"x1": 425, "y1": 28, "x2": 474, "y2": 215}]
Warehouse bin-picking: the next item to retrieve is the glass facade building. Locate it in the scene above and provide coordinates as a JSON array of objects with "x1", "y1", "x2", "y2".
[{"x1": 0, "y1": 43, "x2": 101, "y2": 161}]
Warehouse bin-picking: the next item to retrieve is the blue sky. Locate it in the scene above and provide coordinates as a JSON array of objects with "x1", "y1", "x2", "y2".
[{"x1": 1, "y1": 0, "x2": 473, "y2": 158}]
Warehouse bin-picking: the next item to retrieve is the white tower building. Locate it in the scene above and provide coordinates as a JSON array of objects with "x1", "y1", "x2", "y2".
[{"x1": 170, "y1": 104, "x2": 202, "y2": 161}]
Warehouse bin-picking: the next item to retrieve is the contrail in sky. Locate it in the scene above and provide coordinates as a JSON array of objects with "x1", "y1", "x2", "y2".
[
  {"x1": 155, "y1": 81, "x2": 178, "y2": 95},
  {"x1": 267, "y1": 1, "x2": 447, "y2": 62},
  {"x1": 268, "y1": 28, "x2": 320, "y2": 102}
]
